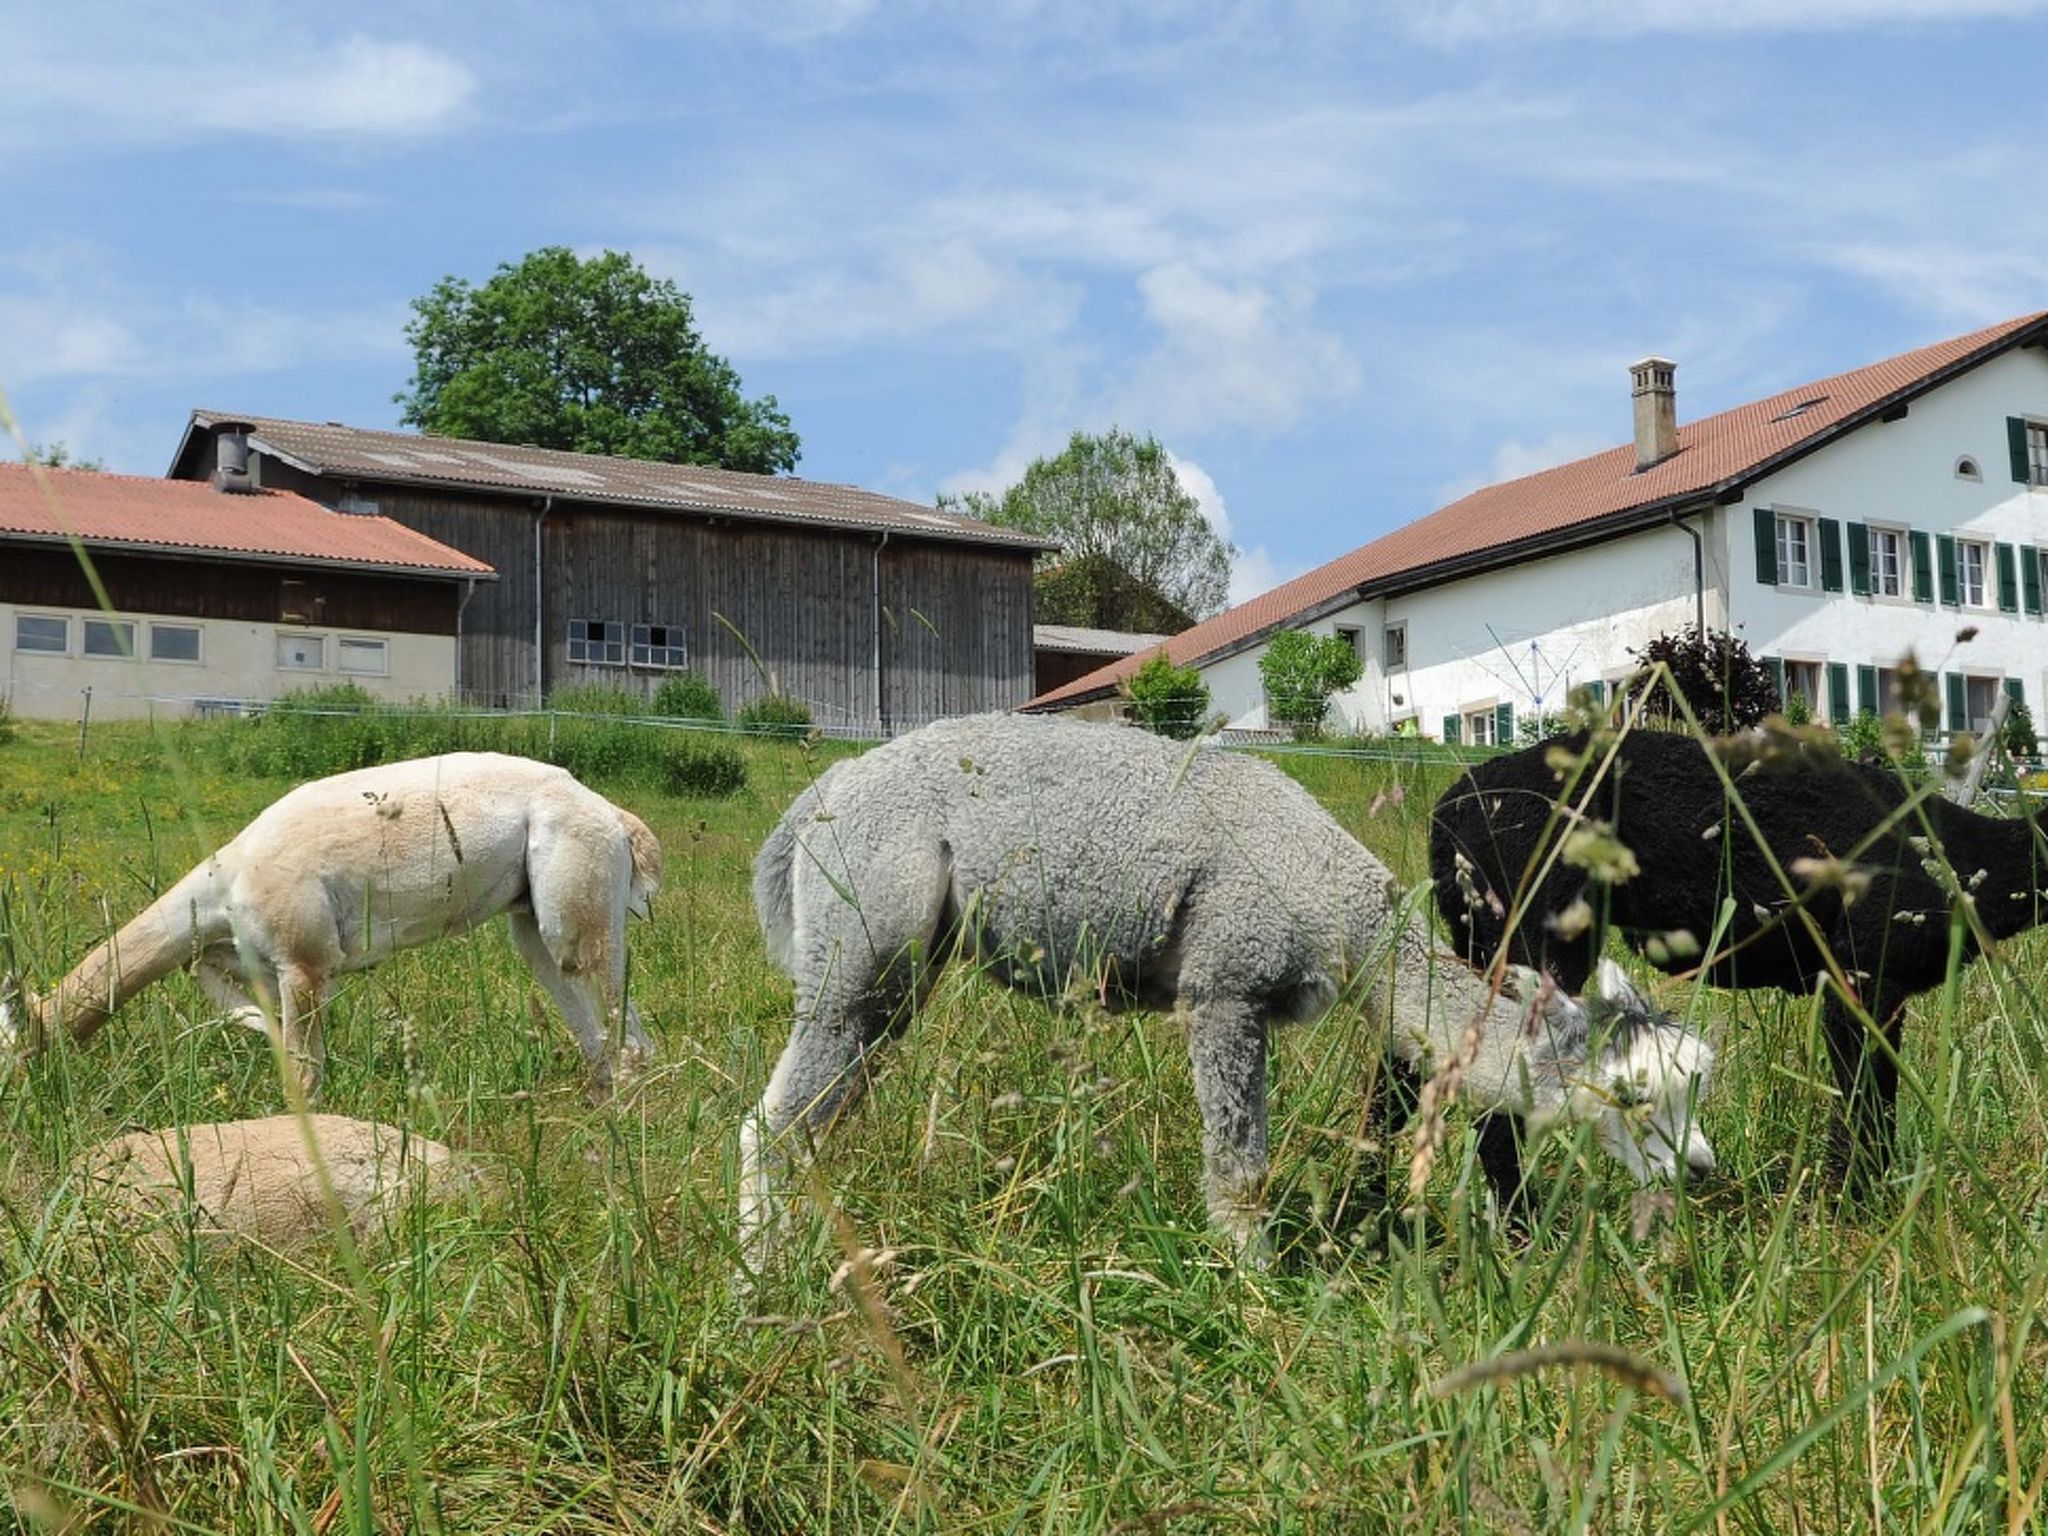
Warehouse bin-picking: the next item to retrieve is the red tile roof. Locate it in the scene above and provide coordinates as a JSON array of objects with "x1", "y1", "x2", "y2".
[
  {"x1": 0, "y1": 462, "x2": 495, "y2": 578},
  {"x1": 176, "y1": 412, "x2": 1054, "y2": 553},
  {"x1": 1029, "y1": 310, "x2": 2048, "y2": 709}
]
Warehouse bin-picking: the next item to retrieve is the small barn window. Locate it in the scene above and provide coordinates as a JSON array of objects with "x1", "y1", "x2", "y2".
[
  {"x1": 82, "y1": 619, "x2": 136, "y2": 659},
  {"x1": 630, "y1": 623, "x2": 687, "y2": 669},
  {"x1": 150, "y1": 624, "x2": 201, "y2": 663},
  {"x1": 14, "y1": 614, "x2": 67, "y2": 654},
  {"x1": 1383, "y1": 623, "x2": 1408, "y2": 671},
  {"x1": 338, "y1": 636, "x2": 389, "y2": 676},
  {"x1": 568, "y1": 619, "x2": 625, "y2": 666},
  {"x1": 1956, "y1": 456, "x2": 1982, "y2": 482},
  {"x1": 277, "y1": 633, "x2": 326, "y2": 671}
]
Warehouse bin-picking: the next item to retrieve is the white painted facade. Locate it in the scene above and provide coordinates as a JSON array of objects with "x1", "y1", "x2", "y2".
[
  {"x1": 1188, "y1": 344, "x2": 2048, "y2": 743},
  {"x1": 1, "y1": 601, "x2": 459, "y2": 721}
]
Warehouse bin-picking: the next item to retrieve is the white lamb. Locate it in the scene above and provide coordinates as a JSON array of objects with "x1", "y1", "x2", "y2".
[
  {"x1": 742, "y1": 713, "x2": 1715, "y2": 1265},
  {"x1": 2, "y1": 752, "x2": 661, "y2": 1099}
]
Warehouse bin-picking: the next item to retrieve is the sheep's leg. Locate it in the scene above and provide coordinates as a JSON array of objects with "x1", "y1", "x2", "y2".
[
  {"x1": 1823, "y1": 984, "x2": 1904, "y2": 1194},
  {"x1": 505, "y1": 910, "x2": 641, "y2": 1098},
  {"x1": 1475, "y1": 1114, "x2": 1535, "y2": 1230},
  {"x1": 195, "y1": 946, "x2": 272, "y2": 1034},
  {"x1": 1184, "y1": 992, "x2": 1272, "y2": 1263},
  {"x1": 275, "y1": 964, "x2": 329, "y2": 1101}
]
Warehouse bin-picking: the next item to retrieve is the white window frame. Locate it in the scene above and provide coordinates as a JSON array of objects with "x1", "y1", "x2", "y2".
[
  {"x1": 337, "y1": 635, "x2": 390, "y2": 677},
  {"x1": 2029, "y1": 421, "x2": 2048, "y2": 488},
  {"x1": 1463, "y1": 706, "x2": 1497, "y2": 748},
  {"x1": 1965, "y1": 674, "x2": 2001, "y2": 734},
  {"x1": 1869, "y1": 525, "x2": 1905, "y2": 600},
  {"x1": 276, "y1": 632, "x2": 328, "y2": 672},
  {"x1": 567, "y1": 619, "x2": 625, "y2": 667},
  {"x1": 629, "y1": 622, "x2": 687, "y2": 670},
  {"x1": 1775, "y1": 513, "x2": 1814, "y2": 589},
  {"x1": 13, "y1": 612, "x2": 68, "y2": 656},
  {"x1": 148, "y1": 623, "x2": 203, "y2": 665},
  {"x1": 1382, "y1": 622, "x2": 1408, "y2": 672},
  {"x1": 1958, "y1": 539, "x2": 1990, "y2": 608},
  {"x1": 81, "y1": 617, "x2": 136, "y2": 660},
  {"x1": 1784, "y1": 659, "x2": 1823, "y2": 714}
]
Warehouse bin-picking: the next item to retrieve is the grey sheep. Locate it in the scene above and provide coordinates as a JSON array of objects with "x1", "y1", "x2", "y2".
[{"x1": 743, "y1": 713, "x2": 1715, "y2": 1266}]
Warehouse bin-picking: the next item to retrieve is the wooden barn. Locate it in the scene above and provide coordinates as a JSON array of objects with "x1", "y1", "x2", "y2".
[
  {"x1": 1, "y1": 461, "x2": 491, "y2": 721},
  {"x1": 169, "y1": 414, "x2": 1050, "y2": 732}
]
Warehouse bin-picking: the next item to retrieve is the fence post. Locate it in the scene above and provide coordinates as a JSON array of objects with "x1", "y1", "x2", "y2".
[
  {"x1": 77, "y1": 686, "x2": 92, "y2": 761},
  {"x1": 548, "y1": 710, "x2": 558, "y2": 753}
]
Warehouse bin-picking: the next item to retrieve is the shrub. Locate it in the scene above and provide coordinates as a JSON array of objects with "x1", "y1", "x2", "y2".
[
  {"x1": 1258, "y1": 629, "x2": 1363, "y2": 739},
  {"x1": 738, "y1": 695, "x2": 813, "y2": 736},
  {"x1": 1125, "y1": 653, "x2": 1208, "y2": 739},
  {"x1": 0, "y1": 694, "x2": 14, "y2": 747},
  {"x1": 1625, "y1": 628, "x2": 1778, "y2": 735},
  {"x1": 2003, "y1": 697, "x2": 2038, "y2": 762},
  {"x1": 661, "y1": 739, "x2": 748, "y2": 799},
  {"x1": 651, "y1": 671, "x2": 724, "y2": 721},
  {"x1": 549, "y1": 684, "x2": 642, "y2": 716},
  {"x1": 1783, "y1": 689, "x2": 1813, "y2": 727},
  {"x1": 1515, "y1": 709, "x2": 1572, "y2": 745}
]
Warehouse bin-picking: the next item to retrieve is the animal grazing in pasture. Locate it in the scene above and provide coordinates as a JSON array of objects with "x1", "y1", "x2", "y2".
[
  {"x1": 1, "y1": 753, "x2": 662, "y2": 1099},
  {"x1": 1431, "y1": 728, "x2": 2048, "y2": 1188},
  {"x1": 742, "y1": 713, "x2": 1715, "y2": 1268},
  {"x1": 77, "y1": 1114, "x2": 479, "y2": 1248}
]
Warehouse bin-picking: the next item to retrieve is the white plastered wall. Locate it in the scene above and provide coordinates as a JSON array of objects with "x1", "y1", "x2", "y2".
[{"x1": 0, "y1": 604, "x2": 458, "y2": 721}]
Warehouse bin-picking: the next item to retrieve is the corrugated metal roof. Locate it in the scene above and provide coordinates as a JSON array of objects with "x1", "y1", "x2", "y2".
[
  {"x1": 1033, "y1": 624, "x2": 1171, "y2": 655},
  {"x1": 1028, "y1": 310, "x2": 2048, "y2": 709},
  {"x1": 185, "y1": 412, "x2": 1054, "y2": 552},
  {"x1": 0, "y1": 462, "x2": 495, "y2": 577}
]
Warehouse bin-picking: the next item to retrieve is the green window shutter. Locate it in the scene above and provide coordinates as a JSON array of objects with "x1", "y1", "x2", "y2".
[
  {"x1": 1765, "y1": 655, "x2": 1787, "y2": 703},
  {"x1": 2025, "y1": 546, "x2": 2043, "y2": 616},
  {"x1": 1910, "y1": 529, "x2": 1934, "y2": 604},
  {"x1": 1753, "y1": 505, "x2": 1779, "y2": 585},
  {"x1": 1818, "y1": 518, "x2": 1844, "y2": 592},
  {"x1": 2012, "y1": 417, "x2": 2034, "y2": 483},
  {"x1": 1938, "y1": 534, "x2": 1960, "y2": 606},
  {"x1": 1946, "y1": 672, "x2": 1968, "y2": 732},
  {"x1": 2004, "y1": 677, "x2": 2026, "y2": 707},
  {"x1": 1495, "y1": 701, "x2": 1514, "y2": 744},
  {"x1": 1827, "y1": 662, "x2": 1850, "y2": 722},
  {"x1": 1442, "y1": 714, "x2": 1461, "y2": 745},
  {"x1": 1585, "y1": 678, "x2": 1606, "y2": 704},
  {"x1": 1857, "y1": 664, "x2": 1879, "y2": 713},
  {"x1": 1846, "y1": 521, "x2": 1871, "y2": 596},
  {"x1": 1997, "y1": 542, "x2": 2020, "y2": 612}
]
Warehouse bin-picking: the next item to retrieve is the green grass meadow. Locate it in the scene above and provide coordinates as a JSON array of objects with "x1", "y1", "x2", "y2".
[{"x1": 2, "y1": 714, "x2": 2047, "y2": 1531}]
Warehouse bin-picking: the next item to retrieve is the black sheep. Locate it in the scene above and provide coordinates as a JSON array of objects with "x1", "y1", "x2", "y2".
[{"x1": 1429, "y1": 729, "x2": 2048, "y2": 1190}]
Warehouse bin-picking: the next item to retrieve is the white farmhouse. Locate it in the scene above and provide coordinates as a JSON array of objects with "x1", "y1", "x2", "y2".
[{"x1": 1027, "y1": 311, "x2": 2048, "y2": 744}]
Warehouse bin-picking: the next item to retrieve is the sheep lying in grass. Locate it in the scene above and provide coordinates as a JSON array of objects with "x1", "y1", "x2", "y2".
[
  {"x1": 77, "y1": 1114, "x2": 479, "y2": 1248},
  {"x1": 742, "y1": 713, "x2": 1715, "y2": 1266},
  {"x1": 1431, "y1": 727, "x2": 2048, "y2": 1188},
  {"x1": 2, "y1": 753, "x2": 662, "y2": 1099}
]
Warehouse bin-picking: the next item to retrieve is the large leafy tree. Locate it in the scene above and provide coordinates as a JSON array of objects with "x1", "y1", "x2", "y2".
[
  {"x1": 944, "y1": 428, "x2": 1235, "y2": 630},
  {"x1": 397, "y1": 247, "x2": 800, "y2": 475}
]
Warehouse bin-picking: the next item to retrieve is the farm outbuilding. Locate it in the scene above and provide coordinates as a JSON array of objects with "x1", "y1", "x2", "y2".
[
  {"x1": 169, "y1": 414, "x2": 1051, "y2": 732},
  {"x1": 1, "y1": 461, "x2": 493, "y2": 721}
]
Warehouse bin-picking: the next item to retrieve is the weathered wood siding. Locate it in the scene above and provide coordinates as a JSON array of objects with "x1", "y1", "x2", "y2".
[
  {"x1": 880, "y1": 543, "x2": 1036, "y2": 730},
  {"x1": 209, "y1": 454, "x2": 1038, "y2": 728},
  {"x1": 0, "y1": 546, "x2": 459, "y2": 634}
]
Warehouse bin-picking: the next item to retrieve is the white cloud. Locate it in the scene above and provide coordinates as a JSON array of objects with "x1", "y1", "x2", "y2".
[
  {"x1": 0, "y1": 23, "x2": 475, "y2": 147},
  {"x1": 1403, "y1": 0, "x2": 2048, "y2": 43},
  {"x1": 1168, "y1": 452, "x2": 1304, "y2": 607},
  {"x1": 1433, "y1": 430, "x2": 1609, "y2": 507},
  {"x1": 1819, "y1": 243, "x2": 2048, "y2": 325},
  {"x1": 1116, "y1": 263, "x2": 1360, "y2": 438}
]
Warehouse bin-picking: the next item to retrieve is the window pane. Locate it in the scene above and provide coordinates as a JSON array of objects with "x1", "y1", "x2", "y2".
[
  {"x1": 82, "y1": 619, "x2": 135, "y2": 657},
  {"x1": 15, "y1": 614, "x2": 65, "y2": 654},
  {"x1": 277, "y1": 633, "x2": 325, "y2": 670},
  {"x1": 338, "y1": 637, "x2": 388, "y2": 675},
  {"x1": 150, "y1": 625, "x2": 201, "y2": 662}
]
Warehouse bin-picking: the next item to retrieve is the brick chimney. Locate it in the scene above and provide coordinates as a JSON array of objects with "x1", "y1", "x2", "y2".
[{"x1": 1630, "y1": 357, "x2": 1678, "y2": 470}]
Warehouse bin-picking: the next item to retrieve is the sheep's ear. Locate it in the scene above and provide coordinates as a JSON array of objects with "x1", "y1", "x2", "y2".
[{"x1": 1592, "y1": 957, "x2": 1651, "y2": 1014}]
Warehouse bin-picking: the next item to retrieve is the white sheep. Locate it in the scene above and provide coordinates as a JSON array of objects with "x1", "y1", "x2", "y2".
[
  {"x1": 742, "y1": 713, "x2": 1714, "y2": 1266},
  {"x1": 2, "y1": 752, "x2": 662, "y2": 1099}
]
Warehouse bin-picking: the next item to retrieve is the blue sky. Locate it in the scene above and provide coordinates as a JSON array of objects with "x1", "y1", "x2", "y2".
[{"x1": 4, "y1": 1, "x2": 2045, "y2": 607}]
